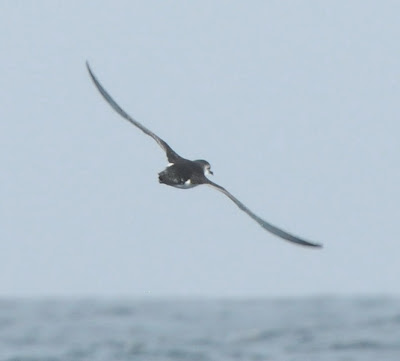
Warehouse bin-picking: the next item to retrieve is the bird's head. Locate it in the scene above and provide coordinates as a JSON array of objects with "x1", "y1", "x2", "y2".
[{"x1": 195, "y1": 159, "x2": 213, "y2": 176}]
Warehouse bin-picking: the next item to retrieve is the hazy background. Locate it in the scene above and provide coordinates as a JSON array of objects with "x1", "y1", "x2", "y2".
[{"x1": 1, "y1": 1, "x2": 399, "y2": 298}]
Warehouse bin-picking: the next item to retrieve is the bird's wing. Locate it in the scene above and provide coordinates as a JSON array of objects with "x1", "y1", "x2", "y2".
[
  {"x1": 86, "y1": 62, "x2": 182, "y2": 163},
  {"x1": 205, "y1": 180, "x2": 322, "y2": 248}
]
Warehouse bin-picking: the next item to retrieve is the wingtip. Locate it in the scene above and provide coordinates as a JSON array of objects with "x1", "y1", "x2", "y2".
[
  {"x1": 307, "y1": 242, "x2": 323, "y2": 249},
  {"x1": 85, "y1": 60, "x2": 92, "y2": 72},
  {"x1": 86, "y1": 61, "x2": 97, "y2": 82}
]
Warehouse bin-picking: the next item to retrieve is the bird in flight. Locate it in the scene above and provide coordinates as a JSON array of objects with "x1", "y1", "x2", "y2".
[{"x1": 86, "y1": 62, "x2": 322, "y2": 248}]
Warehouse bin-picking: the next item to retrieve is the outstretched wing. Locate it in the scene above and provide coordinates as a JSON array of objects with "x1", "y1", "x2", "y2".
[
  {"x1": 206, "y1": 180, "x2": 322, "y2": 248},
  {"x1": 86, "y1": 62, "x2": 182, "y2": 163}
]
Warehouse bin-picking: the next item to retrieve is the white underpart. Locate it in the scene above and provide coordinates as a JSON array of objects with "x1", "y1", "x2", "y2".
[
  {"x1": 173, "y1": 179, "x2": 197, "y2": 189},
  {"x1": 167, "y1": 162, "x2": 174, "y2": 167}
]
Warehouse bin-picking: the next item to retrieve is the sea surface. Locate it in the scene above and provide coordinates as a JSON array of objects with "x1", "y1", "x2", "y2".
[{"x1": 0, "y1": 296, "x2": 399, "y2": 361}]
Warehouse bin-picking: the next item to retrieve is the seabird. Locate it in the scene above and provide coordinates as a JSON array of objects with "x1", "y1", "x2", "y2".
[{"x1": 86, "y1": 62, "x2": 322, "y2": 248}]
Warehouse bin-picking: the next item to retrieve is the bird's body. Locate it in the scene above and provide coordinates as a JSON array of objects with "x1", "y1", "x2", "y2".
[
  {"x1": 86, "y1": 62, "x2": 322, "y2": 248},
  {"x1": 158, "y1": 160, "x2": 205, "y2": 189}
]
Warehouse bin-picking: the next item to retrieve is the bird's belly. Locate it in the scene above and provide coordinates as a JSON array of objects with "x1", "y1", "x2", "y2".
[
  {"x1": 171, "y1": 182, "x2": 199, "y2": 189},
  {"x1": 158, "y1": 168, "x2": 198, "y2": 189}
]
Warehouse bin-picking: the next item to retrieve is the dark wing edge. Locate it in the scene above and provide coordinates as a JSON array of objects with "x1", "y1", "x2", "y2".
[
  {"x1": 86, "y1": 61, "x2": 182, "y2": 163},
  {"x1": 206, "y1": 180, "x2": 323, "y2": 248}
]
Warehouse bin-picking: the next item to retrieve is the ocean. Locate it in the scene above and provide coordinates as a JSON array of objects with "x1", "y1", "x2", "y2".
[{"x1": 1, "y1": 297, "x2": 399, "y2": 361}]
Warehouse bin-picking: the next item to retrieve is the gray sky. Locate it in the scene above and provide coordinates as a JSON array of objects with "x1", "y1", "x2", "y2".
[{"x1": 1, "y1": 1, "x2": 399, "y2": 298}]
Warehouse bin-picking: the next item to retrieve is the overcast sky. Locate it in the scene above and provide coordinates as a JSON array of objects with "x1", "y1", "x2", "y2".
[{"x1": 1, "y1": 1, "x2": 399, "y2": 298}]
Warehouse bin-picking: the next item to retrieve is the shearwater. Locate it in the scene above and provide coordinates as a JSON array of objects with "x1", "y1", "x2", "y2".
[{"x1": 86, "y1": 62, "x2": 322, "y2": 248}]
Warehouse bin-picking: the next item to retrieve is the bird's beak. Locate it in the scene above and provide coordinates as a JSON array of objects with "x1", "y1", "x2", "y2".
[{"x1": 209, "y1": 170, "x2": 214, "y2": 175}]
